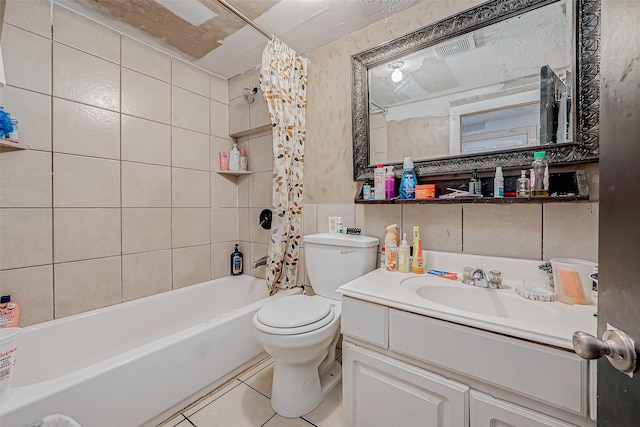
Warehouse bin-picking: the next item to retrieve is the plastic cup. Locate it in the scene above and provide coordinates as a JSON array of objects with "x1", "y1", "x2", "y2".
[{"x1": 0, "y1": 327, "x2": 21, "y2": 404}]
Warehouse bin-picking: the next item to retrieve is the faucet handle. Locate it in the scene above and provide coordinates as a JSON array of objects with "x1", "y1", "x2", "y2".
[{"x1": 488, "y1": 270, "x2": 503, "y2": 289}]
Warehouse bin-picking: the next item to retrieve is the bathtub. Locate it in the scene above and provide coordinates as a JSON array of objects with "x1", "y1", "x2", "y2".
[{"x1": 1, "y1": 275, "x2": 298, "y2": 427}]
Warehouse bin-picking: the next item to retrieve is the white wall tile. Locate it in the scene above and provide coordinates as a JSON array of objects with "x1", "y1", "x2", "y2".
[
  {"x1": 211, "y1": 74, "x2": 228, "y2": 104},
  {"x1": 211, "y1": 100, "x2": 229, "y2": 138},
  {"x1": 4, "y1": 0, "x2": 52, "y2": 38},
  {"x1": 403, "y1": 205, "x2": 462, "y2": 253},
  {"x1": 172, "y1": 127, "x2": 210, "y2": 171},
  {"x1": 248, "y1": 133, "x2": 273, "y2": 173},
  {"x1": 211, "y1": 208, "x2": 239, "y2": 243},
  {"x1": 303, "y1": 204, "x2": 318, "y2": 237},
  {"x1": 121, "y1": 115, "x2": 171, "y2": 166},
  {"x1": 172, "y1": 208, "x2": 211, "y2": 248},
  {"x1": 172, "y1": 86, "x2": 210, "y2": 134},
  {"x1": 316, "y1": 203, "x2": 356, "y2": 233},
  {"x1": 212, "y1": 172, "x2": 238, "y2": 208},
  {"x1": 228, "y1": 71, "x2": 250, "y2": 101},
  {"x1": 53, "y1": 154, "x2": 120, "y2": 207},
  {"x1": 543, "y1": 203, "x2": 599, "y2": 262},
  {"x1": 0, "y1": 208, "x2": 52, "y2": 269},
  {"x1": 3, "y1": 25, "x2": 51, "y2": 94},
  {"x1": 122, "y1": 250, "x2": 172, "y2": 301},
  {"x1": 53, "y1": 208, "x2": 121, "y2": 263},
  {"x1": 229, "y1": 97, "x2": 249, "y2": 136},
  {"x1": 53, "y1": 43, "x2": 120, "y2": 111},
  {"x1": 463, "y1": 204, "x2": 542, "y2": 259},
  {"x1": 211, "y1": 242, "x2": 237, "y2": 279},
  {"x1": 0, "y1": 86, "x2": 52, "y2": 151},
  {"x1": 249, "y1": 171, "x2": 273, "y2": 208},
  {"x1": 172, "y1": 58, "x2": 210, "y2": 97},
  {"x1": 172, "y1": 168, "x2": 210, "y2": 208},
  {"x1": 121, "y1": 36, "x2": 171, "y2": 82},
  {"x1": 238, "y1": 207, "x2": 250, "y2": 242},
  {"x1": 122, "y1": 208, "x2": 172, "y2": 254},
  {"x1": 53, "y1": 98, "x2": 120, "y2": 159},
  {"x1": 0, "y1": 150, "x2": 52, "y2": 207},
  {"x1": 122, "y1": 162, "x2": 171, "y2": 207},
  {"x1": 53, "y1": 5, "x2": 120, "y2": 63},
  {"x1": 122, "y1": 68, "x2": 171, "y2": 123},
  {"x1": 54, "y1": 256, "x2": 122, "y2": 317},
  {"x1": 173, "y1": 245, "x2": 211, "y2": 288},
  {"x1": 0, "y1": 265, "x2": 53, "y2": 326}
]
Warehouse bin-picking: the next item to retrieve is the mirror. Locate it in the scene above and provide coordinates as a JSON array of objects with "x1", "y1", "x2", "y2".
[{"x1": 352, "y1": 0, "x2": 600, "y2": 180}]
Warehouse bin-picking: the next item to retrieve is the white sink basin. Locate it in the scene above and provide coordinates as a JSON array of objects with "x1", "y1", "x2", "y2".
[{"x1": 401, "y1": 277, "x2": 562, "y2": 321}]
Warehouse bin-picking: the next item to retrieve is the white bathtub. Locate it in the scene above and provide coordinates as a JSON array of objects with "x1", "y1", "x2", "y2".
[{"x1": 1, "y1": 275, "x2": 297, "y2": 427}]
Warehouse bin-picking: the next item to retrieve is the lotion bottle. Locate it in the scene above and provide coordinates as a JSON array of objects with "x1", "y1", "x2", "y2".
[
  {"x1": 397, "y1": 234, "x2": 410, "y2": 273},
  {"x1": 229, "y1": 144, "x2": 240, "y2": 171},
  {"x1": 239, "y1": 148, "x2": 248, "y2": 171},
  {"x1": 374, "y1": 164, "x2": 386, "y2": 200},
  {"x1": 493, "y1": 166, "x2": 504, "y2": 198}
]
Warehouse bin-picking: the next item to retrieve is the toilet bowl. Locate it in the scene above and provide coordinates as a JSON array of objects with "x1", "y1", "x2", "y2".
[
  {"x1": 253, "y1": 233, "x2": 379, "y2": 418},
  {"x1": 253, "y1": 295, "x2": 342, "y2": 417}
]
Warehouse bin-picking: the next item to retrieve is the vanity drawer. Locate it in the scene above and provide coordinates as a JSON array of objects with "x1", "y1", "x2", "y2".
[
  {"x1": 341, "y1": 297, "x2": 388, "y2": 348},
  {"x1": 389, "y1": 309, "x2": 588, "y2": 416}
]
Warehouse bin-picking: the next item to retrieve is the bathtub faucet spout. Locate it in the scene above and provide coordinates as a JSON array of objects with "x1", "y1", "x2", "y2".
[{"x1": 252, "y1": 256, "x2": 268, "y2": 268}]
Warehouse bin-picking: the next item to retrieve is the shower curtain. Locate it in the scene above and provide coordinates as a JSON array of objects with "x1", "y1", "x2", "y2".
[{"x1": 259, "y1": 38, "x2": 308, "y2": 296}]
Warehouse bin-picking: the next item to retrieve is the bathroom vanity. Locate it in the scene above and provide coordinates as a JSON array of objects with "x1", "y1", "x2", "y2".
[{"x1": 338, "y1": 252, "x2": 597, "y2": 427}]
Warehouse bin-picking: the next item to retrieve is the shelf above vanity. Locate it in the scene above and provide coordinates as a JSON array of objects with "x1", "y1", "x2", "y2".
[{"x1": 0, "y1": 139, "x2": 28, "y2": 152}]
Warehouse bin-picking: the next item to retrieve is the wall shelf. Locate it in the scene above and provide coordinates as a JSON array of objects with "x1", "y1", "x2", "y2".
[
  {"x1": 355, "y1": 195, "x2": 589, "y2": 205},
  {"x1": 0, "y1": 139, "x2": 28, "y2": 152},
  {"x1": 216, "y1": 170, "x2": 254, "y2": 176}
]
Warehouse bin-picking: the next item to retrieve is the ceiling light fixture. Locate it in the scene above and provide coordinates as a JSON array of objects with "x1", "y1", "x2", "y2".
[{"x1": 388, "y1": 61, "x2": 405, "y2": 83}]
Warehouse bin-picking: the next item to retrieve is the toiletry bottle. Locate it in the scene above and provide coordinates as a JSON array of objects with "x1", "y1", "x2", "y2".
[
  {"x1": 385, "y1": 167, "x2": 395, "y2": 199},
  {"x1": 385, "y1": 244, "x2": 398, "y2": 272},
  {"x1": 363, "y1": 181, "x2": 372, "y2": 200},
  {"x1": 0, "y1": 295, "x2": 20, "y2": 328},
  {"x1": 230, "y1": 244, "x2": 243, "y2": 275},
  {"x1": 517, "y1": 170, "x2": 530, "y2": 197},
  {"x1": 239, "y1": 148, "x2": 248, "y2": 171},
  {"x1": 374, "y1": 164, "x2": 386, "y2": 200},
  {"x1": 470, "y1": 169, "x2": 480, "y2": 196},
  {"x1": 493, "y1": 166, "x2": 504, "y2": 198},
  {"x1": 532, "y1": 151, "x2": 549, "y2": 196},
  {"x1": 219, "y1": 151, "x2": 229, "y2": 171},
  {"x1": 411, "y1": 226, "x2": 424, "y2": 273},
  {"x1": 336, "y1": 216, "x2": 343, "y2": 234},
  {"x1": 229, "y1": 144, "x2": 240, "y2": 171},
  {"x1": 397, "y1": 234, "x2": 410, "y2": 273},
  {"x1": 399, "y1": 157, "x2": 416, "y2": 200}
]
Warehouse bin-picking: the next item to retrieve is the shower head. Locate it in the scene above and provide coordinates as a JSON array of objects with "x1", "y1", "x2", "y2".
[{"x1": 242, "y1": 87, "x2": 259, "y2": 103}]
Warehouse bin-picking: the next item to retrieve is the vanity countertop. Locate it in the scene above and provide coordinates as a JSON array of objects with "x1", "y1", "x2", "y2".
[{"x1": 338, "y1": 267, "x2": 597, "y2": 351}]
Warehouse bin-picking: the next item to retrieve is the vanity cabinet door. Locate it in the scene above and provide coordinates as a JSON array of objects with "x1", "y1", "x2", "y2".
[
  {"x1": 470, "y1": 390, "x2": 578, "y2": 427},
  {"x1": 343, "y1": 342, "x2": 468, "y2": 427}
]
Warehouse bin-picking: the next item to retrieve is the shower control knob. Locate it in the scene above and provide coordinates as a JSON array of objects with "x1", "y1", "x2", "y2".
[{"x1": 572, "y1": 329, "x2": 637, "y2": 376}]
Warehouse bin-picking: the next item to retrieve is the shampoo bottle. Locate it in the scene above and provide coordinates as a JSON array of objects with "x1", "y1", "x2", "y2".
[
  {"x1": 229, "y1": 144, "x2": 240, "y2": 171},
  {"x1": 493, "y1": 166, "x2": 504, "y2": 198},
  {"x1": 397, "y1": 234, "x2": 410, "y2": 273},
  {"x1": 385, "y1": 167, "x2": 395, "y2": 200},
  {"x1": 374, "y1": 164, "x2": 386, "y2": 200},
  {"x1": 239, "y1": 148, "x2": 248, "y2": 171},
  {"x1": 399, "y1": 157, "x2": 416, "y2": 200},
  {"x1": 0, "y1": 295, "x2": 20, "y2": 328},
  {"x1": 230, "y1": 244, "x2": 243, "y2": 275}
]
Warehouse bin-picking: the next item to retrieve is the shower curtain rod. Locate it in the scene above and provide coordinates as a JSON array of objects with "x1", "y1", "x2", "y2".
[{"x1": 215, "y1": 0, "x2": 274, "y2": 41}]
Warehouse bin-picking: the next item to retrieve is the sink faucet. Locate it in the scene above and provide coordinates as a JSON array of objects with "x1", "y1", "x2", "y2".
[
  {"x1": 471, "y1": 269, "x2": 503, "y2": 289},
  {"x1": 252, "y1": 256, "x2": 268, "y2": 268}
]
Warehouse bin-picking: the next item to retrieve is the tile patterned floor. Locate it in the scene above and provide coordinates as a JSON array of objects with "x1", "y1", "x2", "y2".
[{"x1": 158, "y1": 354, "x2": 343, "y2": 427}]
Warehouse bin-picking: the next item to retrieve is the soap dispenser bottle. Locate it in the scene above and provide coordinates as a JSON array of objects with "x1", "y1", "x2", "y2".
[
  {"x1": 493, "y1": 166, "x2": 504, "y2": 198},
  {"x1": 397, "y1": 234, "x2": 410, "y2": 273},
  {"x1": 230, "y1": 244, "x2": 243, "y2": 275},
  {"x1": 229, "y1": 144, "x2": 240, "y2": 171}
]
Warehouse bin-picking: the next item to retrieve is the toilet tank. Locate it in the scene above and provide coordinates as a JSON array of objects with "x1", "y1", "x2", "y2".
[{"x1": 303, "y1": 233, "x2": 379, "y2": 300}]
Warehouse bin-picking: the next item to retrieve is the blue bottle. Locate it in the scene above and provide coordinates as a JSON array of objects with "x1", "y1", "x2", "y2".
[
  {"x1": 230, "y1": 244, "x2": 243, "y2": 275},
  {"x1": 399, "y1": 157, "x2": 416, "y2": 200}
]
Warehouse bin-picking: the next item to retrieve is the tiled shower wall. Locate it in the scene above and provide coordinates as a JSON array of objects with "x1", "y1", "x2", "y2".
[{"x1": 0, "y1": 1, "x2": 261, "y2": 326}]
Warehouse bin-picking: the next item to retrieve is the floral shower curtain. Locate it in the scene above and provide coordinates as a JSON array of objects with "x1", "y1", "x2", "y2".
[{"x1": 259, "y1": 38, "x2": 308, "y2": 296}]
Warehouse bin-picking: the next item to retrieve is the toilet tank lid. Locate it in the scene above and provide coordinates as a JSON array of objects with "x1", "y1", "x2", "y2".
[{"x1": 303, "y1": 233, "x2": 379, "y2": 248}]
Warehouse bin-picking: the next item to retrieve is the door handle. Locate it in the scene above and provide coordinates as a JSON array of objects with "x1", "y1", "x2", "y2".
[{"x1": 572, "y1": 329, "x2": 637, "y2": 376}]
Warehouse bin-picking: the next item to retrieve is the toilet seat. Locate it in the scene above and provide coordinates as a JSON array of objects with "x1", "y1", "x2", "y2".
[{"x1": 255, "y1": 295, "x2": 335, "y2": 335}]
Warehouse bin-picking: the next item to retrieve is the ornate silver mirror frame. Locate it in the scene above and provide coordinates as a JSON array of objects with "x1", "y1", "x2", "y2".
[{"x1": 351, "y1": 0, "x2": 600, "y2": 181}]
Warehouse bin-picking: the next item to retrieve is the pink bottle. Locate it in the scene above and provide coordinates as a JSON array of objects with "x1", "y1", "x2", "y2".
[{"x1": 385, "y1": 167, "x2": 395, "y2": 199}]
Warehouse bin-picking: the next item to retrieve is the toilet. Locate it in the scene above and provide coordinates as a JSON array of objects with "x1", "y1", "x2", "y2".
[{"x1": 253, "y1": 232, "x2": 379, "y2": 417}]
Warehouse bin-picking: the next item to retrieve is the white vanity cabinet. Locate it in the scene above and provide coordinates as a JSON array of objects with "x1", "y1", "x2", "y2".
[{"x1": 341, "y1": 296, "x2": 595, "y2": 427}]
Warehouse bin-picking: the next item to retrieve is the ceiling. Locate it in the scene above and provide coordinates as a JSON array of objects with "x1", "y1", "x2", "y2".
[{"x1": 55, "y1": 0, "x2": 420, "y2": 79}]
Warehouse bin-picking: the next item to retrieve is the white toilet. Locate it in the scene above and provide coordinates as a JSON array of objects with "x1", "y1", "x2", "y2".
[{"x1": 253, "y1": 232, "x2": 379, "y2": 417}]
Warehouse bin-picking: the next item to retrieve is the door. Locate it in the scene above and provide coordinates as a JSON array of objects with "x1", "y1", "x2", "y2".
[{"x1": 597, "y1": 0, "x2": 640, "y2": 424}]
